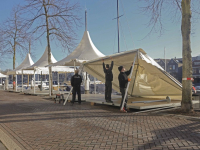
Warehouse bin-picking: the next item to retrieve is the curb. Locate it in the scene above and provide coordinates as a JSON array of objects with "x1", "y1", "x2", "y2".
[{"x1": 0, "y1": 126, "x2": 22, "y2": 150}]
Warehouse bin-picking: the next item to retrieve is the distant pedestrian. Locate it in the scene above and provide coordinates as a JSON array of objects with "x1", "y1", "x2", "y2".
[
  {"x1": 118, "y1": 64, "x2": 132, "y2": 112},
  {"x1": 71, "y1": 69, "x2": 82, "y2": 105},
  {"x1": 102, "y1": 57, "x2": 113, "y2": 103}
]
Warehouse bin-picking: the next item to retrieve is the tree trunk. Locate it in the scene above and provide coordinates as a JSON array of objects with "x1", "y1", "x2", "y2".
[
  {"x1": 43, "y1": 0, "x2": 53, "y2": 96},
  {"x1": 181, "y1": 0, "x2": 193, "y2": 112},
  {"x1": 13, "y1": 42, "x2": 16, "y2": 90}
]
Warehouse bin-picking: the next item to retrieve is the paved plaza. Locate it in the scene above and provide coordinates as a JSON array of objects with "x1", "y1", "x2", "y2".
[{"x1": 0, "y1": 91, "x2": 200, "y2": 150}]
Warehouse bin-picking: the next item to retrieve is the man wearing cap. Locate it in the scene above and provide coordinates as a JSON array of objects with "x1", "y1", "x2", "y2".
[
  {"x1": 118, "y1": 64, "x2": 132, "y2": 112},
  {"x1": 102, "y1": 58, "x2": 113, "y2": 103},
  {"x1": 71, "y1": 69, "x2": 82, "y2": 105}
]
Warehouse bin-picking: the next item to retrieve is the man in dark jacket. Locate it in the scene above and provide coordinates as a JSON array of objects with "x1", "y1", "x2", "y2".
[
  {"x1": 118, "y1": 64, "x2": 132, "y2": 112},
  {"x1": 71, "y1": 69, "x2": 82, "y2": 105},
  {"x1": 102, "y1": 58, "x2": 113, "y2": 103}
]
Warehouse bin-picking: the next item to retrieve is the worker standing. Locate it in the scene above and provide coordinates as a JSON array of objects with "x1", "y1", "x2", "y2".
[
  {"x1": 102, "y1": 57, "x2": 114, "y2": 103},
  {"x1": 118, "y1": 64, "x2": 132, "y2": 112},
  {"x1": 71, "y1": 69, "x2": 82, "y2": 105}
]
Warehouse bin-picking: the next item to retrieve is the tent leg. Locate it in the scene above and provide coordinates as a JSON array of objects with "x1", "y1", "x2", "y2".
[
  {"x1": 5, "y1": 77, "x2": 8, "y2": 90},
  {"x1": 33, "y1": 71, "x2": 35, "y2": 94},
  {"x1": 40, "y1": 71, "x2": 42, "y2": 91},
  {"x1": 49, "y1": 71, "x2": 51, "y2": 96},
  {"x1": 16, "y1": 75, "x2": 17, "y2": 92},
  {"x1": 27, "y1": 75, "x2": 29, "y2": 88},
  {"x1": 22, "y1": 71, "x2": 23, "y2": 92},
  {"x1": 74, "y1": 60, "x2": 76, "y2": 72},
  {"x1": 4, "y1": 78, "x2": 5, "y2": 90},
  {"x1": 94, "y1": 77, "x2": 96, "y2": 94},
  {"x1": 58, "y1": 72, "x2": 59, "y2": 92},
  {"x1": 120, "y1": 55, "x2": 137, "y2": 111}
]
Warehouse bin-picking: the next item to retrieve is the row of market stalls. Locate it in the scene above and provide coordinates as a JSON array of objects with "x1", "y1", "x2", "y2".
[
  {"x1": 3, "y1": 29, "x2": 183, "y2": 97},
  {"x1": 4, "y1": 28, "x2": 105, "y2": 95},
  {"x1": 1, "y1": 11, "x2": 183, "y2": 110}
]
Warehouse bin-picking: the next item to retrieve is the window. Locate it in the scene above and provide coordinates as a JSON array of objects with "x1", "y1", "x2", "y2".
[
  {"x1": 193, "y1": 69, "x2": 196, "y2": 74},
  {"x1": 173, "y1": 65, "x2": 175, "y2": 70},
  {"x1": 169, "y1": 65, "x2": 172, "y2": 70}
]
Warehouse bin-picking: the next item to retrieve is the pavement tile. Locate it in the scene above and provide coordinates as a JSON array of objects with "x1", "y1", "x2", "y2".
[{"x1": 0, "y1": 91, "x2": 200, "y2": 150}]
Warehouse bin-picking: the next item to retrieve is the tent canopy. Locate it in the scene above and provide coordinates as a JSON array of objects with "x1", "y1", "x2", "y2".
[
  {"x1": 24, "y1": 46, "x2": 74, "y2": 74},
  {"x1": 50, "y1": 31, "x2": 105, "y2": 67},
  {"x1": 82, "y1": 48, "x2": 182, "y2": 97},
  {"x1": 0, "y1": 73, "x2": 7, "y2": 78},
  {"x1": 7, "y1": 53, "x2": 34, "y2": 75}
]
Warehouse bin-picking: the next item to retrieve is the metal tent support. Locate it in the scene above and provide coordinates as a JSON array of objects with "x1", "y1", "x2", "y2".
[
  {"x1": 22, "y1": 71, "x2": 24, "y2": 92},
  {"x1": 33, "y1": 71, "x2": 35, "y2": 94},
  {"x1": 120, "y1": 54, "x2": 137, "y2": 111},
  {"x1": 94, "y1": 77, "x2": 96, "y2": 94},
  {"x1": 58, "y1": 72, "x2": 60, "y2": 92},
  {"x1": 49, "y1": 70, "x2": 51, "y2": 96},
  {"x1": 15, "y1": 75, "x2": 17, "y2": 92}
]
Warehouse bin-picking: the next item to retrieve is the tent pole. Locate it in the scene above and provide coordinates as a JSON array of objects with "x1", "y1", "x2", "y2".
[
  {"x1": 94, "y1": 77, "x2": 96, "y2": 94},
  {"x1": 63, "y1": 67, "x2": 83, "y2": 105},
  {"x1": 58, "y1": 72, "x2": 59, "y2": 92},
  {"x1": 130, "y1": 51, "x2": 140, "y2": 96},
  {"x1": 27, "y1": 75, "x2": 29, "y2": 88},
  {"x1": 33, "y1": 71, "x2": 35, "y2": 94},
  {"x1": 40, "y1": 71, "x2": 42, "y2": 91},
  {"x1": 120, "y1": 55, "x2": 137, "y2": 111},
  {"x1": 4, "y1": 78, "x2": 5, "y2": 90},
  {"x1": 22, "y1": 71, "x2": 23, "y2": 92},
  {"x1": 74, "y1": 60, "x2": 75, "y2": 72},
  {"x1": 15, "y1": 75, "x2": 17, "y2": 92},
  {"x1": 5, "y1": 76, "x2": 8, "y2": 90},
  {"x1": 49, "y1": 71, "x2": 51, "y2": 96}
]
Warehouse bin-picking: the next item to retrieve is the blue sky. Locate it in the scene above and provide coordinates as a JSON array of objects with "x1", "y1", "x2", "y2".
[{"x1": 0, "y1": 0, "x2": 200, "y2": 70}]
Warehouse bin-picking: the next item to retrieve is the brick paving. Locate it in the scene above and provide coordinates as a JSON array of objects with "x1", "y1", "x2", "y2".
[{"x1": 0, "y1": 91, "x2": 200, "y2": 150}]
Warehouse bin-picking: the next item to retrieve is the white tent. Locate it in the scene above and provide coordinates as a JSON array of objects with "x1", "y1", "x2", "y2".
[
  {"x1": 82, "y1": 49, "x2": 182, "y2": 98},
  {"x1": 7, "y1": 53, "x2": 34, "y2": 75},
  {"x1": 0, "y1": 73, "x2": 7, "y2": 78},
  {"x1": 49, "y1": 30, "x2": 105, "y2": 95},
  {"x1": 50, "y1": 31, "x2": 105, "y2": 67},
  {"x1": 6, "y1": 53, "x2": 35, "y2": 91},
  {"x1": 23, "y1": 46, "x2": 74, "y2": 94},
  {"x1": 24, "y1": 46, "x2": 74, "y2": 74},
  {"x1": 0, "y1": 73, "x2": 7, "y2": 87}
]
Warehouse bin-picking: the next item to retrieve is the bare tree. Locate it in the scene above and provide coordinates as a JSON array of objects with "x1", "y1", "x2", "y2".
[
  {"x1": 140, "y1": 0, "x2": 197, "y2": 112},
  {"x1": 21, "y1": 0, "x2": 81, "y2": 95},
  {"x1": 0, "y1": 6, "x2": 29, "y2": 85}
]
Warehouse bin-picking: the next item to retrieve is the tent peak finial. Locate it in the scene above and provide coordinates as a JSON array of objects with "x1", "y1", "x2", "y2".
[{"x1": 85, "y1": 10, "x2": 87, "y2": 31}]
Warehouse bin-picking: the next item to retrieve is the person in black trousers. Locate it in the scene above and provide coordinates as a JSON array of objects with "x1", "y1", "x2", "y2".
[
  {"x1": 102, "y1": 58, "x2": 113, "y2": 103},
  {"x1": 118, "y1": 64, "x2": 132, "y2": 112},
  {"x1": 71, "y1": 69, "x2": 82, "y2": 105}
]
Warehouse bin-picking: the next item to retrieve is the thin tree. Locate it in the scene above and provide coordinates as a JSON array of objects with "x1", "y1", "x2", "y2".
[
  {"x1": 21, "y1": 0, "x2": 81, "y2": 95},
  {"x1": 0, "y1": 7, "x2": 28, "y2": 86},
  {"x1": 140, "y1": 0, "x2": 197, "y2": 112}
]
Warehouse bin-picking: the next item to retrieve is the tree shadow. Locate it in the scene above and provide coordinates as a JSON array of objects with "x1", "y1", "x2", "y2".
[{"x1": 134, "y1": 113, "x2": 200, "y2": 150}]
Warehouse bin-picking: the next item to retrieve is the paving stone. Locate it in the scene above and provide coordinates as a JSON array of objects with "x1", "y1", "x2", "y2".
[{"x1": 0, "y1": 91, "x2": 200, "y2": 149}]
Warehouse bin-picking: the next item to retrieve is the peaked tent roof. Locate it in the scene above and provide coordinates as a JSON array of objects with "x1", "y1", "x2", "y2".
[
  {"x1": 82, "y1": 49, "x2": 182, "y2": 98},
  {"x1": 0, "y1": 73, "x2": 7, "y2": 78},
  {"x1": 29, "y1": 46, "x2": 57, "y2": 68},
  {"x1": 24, "y1": 46, "x2": 74, "y2": 74},
  {"x1": 7, "y1": 53, "x2": 34, "y2": 75},
  {"x1": 50, "y1": 31, "x2": 105, "y2": 67}
]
